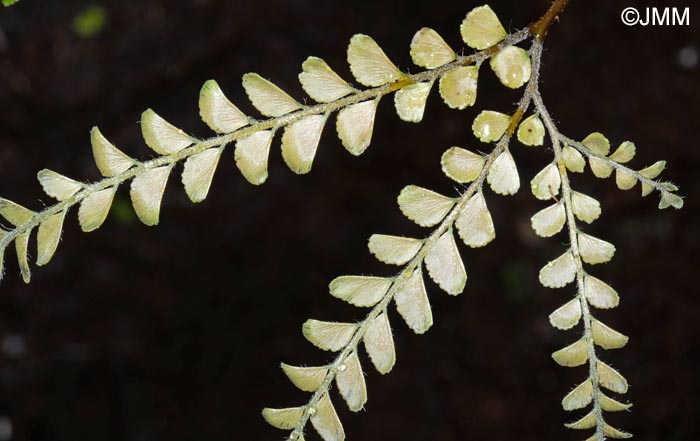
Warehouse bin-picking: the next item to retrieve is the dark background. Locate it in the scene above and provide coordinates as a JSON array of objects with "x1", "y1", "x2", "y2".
[{"x1": 0, "y1": 0, "x2": 698, "y2": 440}]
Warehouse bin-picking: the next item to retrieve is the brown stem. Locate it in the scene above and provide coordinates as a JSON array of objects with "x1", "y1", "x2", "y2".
[{"x1": 529, "y1": 0, "x2": 571, "y2": 41}]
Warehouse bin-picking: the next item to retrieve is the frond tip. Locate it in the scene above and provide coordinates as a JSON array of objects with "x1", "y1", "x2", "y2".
[{"x1": 561, "y1": 134, "x2": 682, "y2": 209}]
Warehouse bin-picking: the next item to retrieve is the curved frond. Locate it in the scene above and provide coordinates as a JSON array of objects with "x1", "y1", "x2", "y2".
[{"x1": 0, "y1": 9, "x2": 537, "y2": 284}]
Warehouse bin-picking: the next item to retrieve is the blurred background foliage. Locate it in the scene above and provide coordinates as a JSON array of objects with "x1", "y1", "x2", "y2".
[{"x1": 0, "y1": 1, "x2": 698, "y2": 440}]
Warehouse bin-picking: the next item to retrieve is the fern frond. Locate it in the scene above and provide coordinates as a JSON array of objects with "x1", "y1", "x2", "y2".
[
  {"x1": 0, "y1": 15, "x2": 532, "y2": 285},
  {"x1": 561, "y1": 134, "x2": 683, "y2": 209},
  {"x1": 263, "y1": 29, "x2": 543, "y2": 440},
  {"x1": 531, "y1": 73, "x2": 640, "y2": 439}
]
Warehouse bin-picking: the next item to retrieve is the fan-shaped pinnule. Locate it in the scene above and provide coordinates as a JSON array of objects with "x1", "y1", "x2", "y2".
[{"x1": 473, "y1": 110, "x2": 510, "y2": 143}]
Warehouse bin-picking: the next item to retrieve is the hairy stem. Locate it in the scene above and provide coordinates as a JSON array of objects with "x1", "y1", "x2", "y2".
[
  {"x1": 532, "y1": 74, "x2": 606, "y2": 438},
  {"x1": 0, "y1": 29, "x2": 532, "y2": 267},
  {"x1": 561, "y1": 135, "x2": 671, "y2": 193},
  {"x1": 287, "y1": 38, "x2": 545, "y2": 441},
  {"x1": 529, "y1": 0, "x2": 571, "y2": 41}
]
